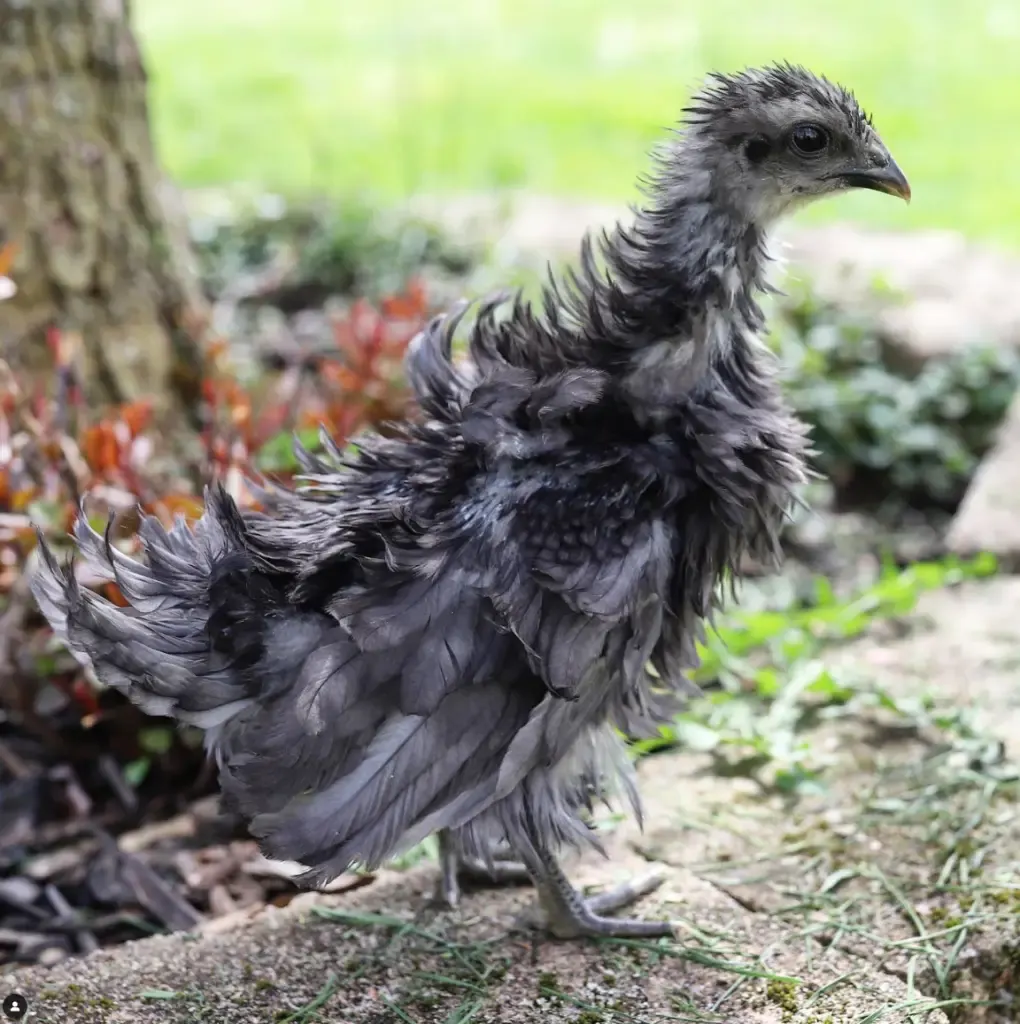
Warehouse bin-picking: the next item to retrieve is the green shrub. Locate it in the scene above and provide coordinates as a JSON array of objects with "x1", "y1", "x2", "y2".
[
  {"x1": 190, "y1": 194, "x2": 480, "y2": 306},
  {"x1": 772, "y1": 286, "x2": 1020, "y2": 512}
]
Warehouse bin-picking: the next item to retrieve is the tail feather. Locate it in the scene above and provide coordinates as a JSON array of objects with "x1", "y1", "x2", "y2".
[
  {"x1": 27, "y1": 485, "x2": 519, "y2": 877},
  {"x1": 27, "y1": 477, "x2": 589, "y2": 883},
  {"x1": 29, "y1": 486, "x2": 285, "y2": 731}
]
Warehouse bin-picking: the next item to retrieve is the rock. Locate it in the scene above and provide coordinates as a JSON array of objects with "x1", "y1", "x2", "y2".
[
  {"x1": 778, "y1": 223, "x2": 1020, "y2": 372},
  {"x1": 946, "y1": 392, "x2": 1020, "y2": 566},
  {"x1": 407, "y1": 190, "x2": 622, "y2": 260},
  {"x1": 826, "y1": 576, "x2": 1020, "y2": 755},
  {"x1": 4, "y1": 814, "x2": 945, "y2": 1024}
]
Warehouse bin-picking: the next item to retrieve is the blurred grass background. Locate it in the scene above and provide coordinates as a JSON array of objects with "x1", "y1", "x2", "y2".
[{"x1": 136, "y1": 0, "x2": 1020, "y2": 245}]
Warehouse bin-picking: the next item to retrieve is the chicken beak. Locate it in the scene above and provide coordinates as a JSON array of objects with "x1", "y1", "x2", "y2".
[{"x1": 841, "y1": 155, "x2": 911, "y2": 203}]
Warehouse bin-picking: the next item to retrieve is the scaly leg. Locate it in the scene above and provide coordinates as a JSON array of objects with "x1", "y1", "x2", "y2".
[
  {"x1": 528, "y1": 846, "x2": 675, "y2": 939},
  {"x1": 435, "y1": 829, "x2": 533, "y2": 908}
]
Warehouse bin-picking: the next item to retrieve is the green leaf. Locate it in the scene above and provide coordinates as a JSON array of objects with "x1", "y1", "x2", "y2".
[
  {"x1": 254, "y1": 427, "x2": 324, "y2": 472},
  {"x1": 123, "y1": 757, "x2": 151, "y2": 788},
  {"x1": 774, "y1": 766, "x2": 826, "y2": 796},
  {"x1": 818, "y1": 867, "x2": 860, "y2": 894},
  {"x1": 672, "y1": 718, "x2": 721, "y2": 752},
  {"x1": 139, "y1": 727, "x2": 174, "y2": 756}
]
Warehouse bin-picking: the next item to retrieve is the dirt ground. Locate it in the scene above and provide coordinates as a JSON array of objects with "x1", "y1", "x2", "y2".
[{"x1": 7, "y1": 576, "x2": 1020, "y2": 1023}]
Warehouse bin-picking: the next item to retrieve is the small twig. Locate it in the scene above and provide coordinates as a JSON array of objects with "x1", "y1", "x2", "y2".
[
  {"x1": 0, "y1": 737, "x2": 32, "y2": 779},
  {"x1": 0, "y1": 358, "x2": 86, "y2": 500},
  {"x1": 45, "y1": 882, "x2": 99, "y2": 954},
  {"x1": 47, "y1": 763, "x2": 93, "y2": 819},
  {"x1": 91, "y1": 826, "x2": 203, "y2": 933},
  {"x1": 97, "y1": 754, "x2": 140, "y2": 815},
  {"x1": 117, "y1": 808, "x2": 198, "y2": 854}
]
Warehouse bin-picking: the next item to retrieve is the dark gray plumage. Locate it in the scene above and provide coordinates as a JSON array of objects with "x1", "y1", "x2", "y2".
[{"x1": 31, "y1": 63, "x2": 909, "y2": 939}]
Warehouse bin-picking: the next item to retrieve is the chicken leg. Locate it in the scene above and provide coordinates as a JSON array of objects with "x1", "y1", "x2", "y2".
[
  {"x1": 436, "y1": 830, "x2": 674, "y2": 938},
  {"x1": 435, "y1": 828, "x2": 532, "y2": 908}
]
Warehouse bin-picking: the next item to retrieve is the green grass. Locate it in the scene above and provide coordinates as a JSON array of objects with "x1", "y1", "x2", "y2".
[{"x1": 135, "y1": 1, "x2": 1020, "y2": 244}]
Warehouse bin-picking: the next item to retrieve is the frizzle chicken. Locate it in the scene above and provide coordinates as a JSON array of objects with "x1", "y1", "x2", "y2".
[{"x1": 31, "y1": 64, "x2": 910, "y2": 940}]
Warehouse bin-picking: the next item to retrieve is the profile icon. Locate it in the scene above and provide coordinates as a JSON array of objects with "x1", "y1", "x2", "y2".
[{"x1": 2, "y1": 993, "x2": 28, "y2": 1021}]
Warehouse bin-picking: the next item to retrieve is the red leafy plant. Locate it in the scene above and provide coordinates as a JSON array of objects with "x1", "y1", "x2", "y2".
[
  {"x1": 0, "y1": 238, "x2": 438, "y2": 958},
  {"x1": 0, "y1": 272, "x2": 431, "y2": 731}
]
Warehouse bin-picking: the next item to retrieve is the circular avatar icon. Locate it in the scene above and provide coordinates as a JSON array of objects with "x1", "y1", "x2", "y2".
[{"x1": 2, "y1": 993, "x2": 28, "y2": 1021}]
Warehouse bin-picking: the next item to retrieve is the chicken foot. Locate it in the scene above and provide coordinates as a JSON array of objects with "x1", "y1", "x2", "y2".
[
  {"x1": 529, "y1": 847, "x2": 675, "y2": 939},
  {"x1": 436, "y1": 830, "x2": 674, "y2": 938}
]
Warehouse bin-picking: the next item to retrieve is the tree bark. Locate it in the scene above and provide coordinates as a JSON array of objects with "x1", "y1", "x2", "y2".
[{"x1": 0, "y1": 0, "x2": 206, "y2": 420}]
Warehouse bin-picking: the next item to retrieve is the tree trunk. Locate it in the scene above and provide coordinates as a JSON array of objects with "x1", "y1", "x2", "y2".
[{"x1": 0, "y1": 0, "x2": 206, "y2": 421}]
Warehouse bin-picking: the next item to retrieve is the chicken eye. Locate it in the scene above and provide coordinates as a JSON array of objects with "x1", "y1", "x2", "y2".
[{"x1": 789, "y1": 123, "x2": 829, "y2": 156}]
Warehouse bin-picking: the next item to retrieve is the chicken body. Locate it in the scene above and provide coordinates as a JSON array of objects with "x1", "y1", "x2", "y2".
[{"x1": 31, "y1": 63, "x2": 909, "y2": 938}]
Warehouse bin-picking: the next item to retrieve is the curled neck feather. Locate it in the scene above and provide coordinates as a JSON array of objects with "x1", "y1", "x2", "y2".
[{"x1": 496, "y1": 138, "x2": 778, "y2": 418}]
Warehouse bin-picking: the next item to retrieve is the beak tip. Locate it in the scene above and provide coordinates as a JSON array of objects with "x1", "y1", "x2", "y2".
[
  {"x1": 841, "y1": 164, "x2": 911, "y2": 204},
  {"x1": 884, "y1": 155, "x2": 911, "y2": 203}
]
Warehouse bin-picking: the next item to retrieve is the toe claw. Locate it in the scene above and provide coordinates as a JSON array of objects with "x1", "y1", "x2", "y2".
[{"x1": 586, "y1": 870, "x2": 667, "y2": 915}]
